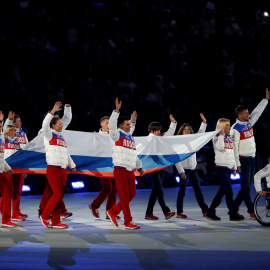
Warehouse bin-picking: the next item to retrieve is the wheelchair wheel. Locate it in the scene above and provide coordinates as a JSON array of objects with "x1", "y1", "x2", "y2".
[{"x1": 254, "y1": 193, "x2": 270, "y2": 226}]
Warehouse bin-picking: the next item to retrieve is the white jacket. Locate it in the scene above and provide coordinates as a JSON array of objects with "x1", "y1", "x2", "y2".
[
  {"x1": 0, "y1": 133, "x2": 11, "y2": 173},
  {"x1": 175, "y1": 122, "x2": 207, "y2": 174},
  {"x1": 4, "y1": 136, "x2": 20, "y2": 159},
  {"x1": 254, "y1": 164, "x2": 270, "y2": 192},
  {"x1": 231, "y1": 99, "x2": 268, "y2": 167},
  {"x1": 42, "y1": 113, "x2": 75, "y2": 169},
  {"x1": 38, "y1": 105, "x2": 72, "y2": 134},
  {"x1": 4, "y1": 118, "x2": 29, "y2": 149},
  {"x1": 213, "y1": 133, "x2": 236, "y2": 170},
  {"x1": 108, "y1": 110, "x2": 142, "y2": 171}
]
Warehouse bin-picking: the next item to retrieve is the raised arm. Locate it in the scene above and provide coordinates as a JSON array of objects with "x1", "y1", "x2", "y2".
[
  {"x1": 42, "y1": 102, "x2": 62, "y2": 140},
  {"x1": 163, "y1": 114, "x2": 177, "y2": 136},
  {"x1": 62, "y1": 104, "x2": 72, "y2": 130},
  {"x1": 197, "y1": 113, "x2": 207, "y2": 133},
  {"x1": 249, "y1": 88, "x2": 269, "y2": 126},
  {"x1": 130, "y1": 111, "x2": 137, "y2": 135},
  {"x1": 108, "y1": 98, "x2": 121, "y2": 141},
  {"x1": 3, "y1": 111, "x2": 15, "y2": 132}
]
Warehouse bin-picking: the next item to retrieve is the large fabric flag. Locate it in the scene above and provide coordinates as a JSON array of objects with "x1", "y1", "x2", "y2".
[{"x1": 6, "y1": 130, "x2": 218, "y2": 177}]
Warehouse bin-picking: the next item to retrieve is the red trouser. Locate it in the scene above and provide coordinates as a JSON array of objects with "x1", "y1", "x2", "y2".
[
  {"x1": 111, "y1": 168, "x2": 136, "y2": 225},
  {"x1": 0, "y1": 172, "x2": 12, "y2": 224},
  {"x1": 39, "y1": 176, "x2": 67, "y2": 215},
  {"x1": 92, "y1": 178, "x2": 117, "y2": 210},
  {"x1": 12, "y1": 173, "x2": 24, "y2": 218},
  {"x1": 41, "y1": 166, "x2": 67, "y2": 225}
]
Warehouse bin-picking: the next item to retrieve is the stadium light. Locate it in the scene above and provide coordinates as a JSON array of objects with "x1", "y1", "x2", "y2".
[
  {"x1": 22, "y1": 185, "x2": 31, "y2": 192},
  {"x1": 230, "y1": 173, "x2": 240, "y2": 180},
  {"x1": 175, "y1": 176, "x2": 180, "y2": 183},
  {"x1": 71, "y1": 181, "x2": 85, "y2": 189}
]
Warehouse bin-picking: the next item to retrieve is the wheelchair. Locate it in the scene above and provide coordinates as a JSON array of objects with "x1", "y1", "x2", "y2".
[{"x1": 254, "y1": 188, "x2": 270, "y2": 226}]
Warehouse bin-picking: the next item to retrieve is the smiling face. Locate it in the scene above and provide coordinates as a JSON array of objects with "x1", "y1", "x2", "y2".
[
  {"x1": 52, "y1": 119, "x2": 63, "y2": 132},
  {"x1": 119, "y1": 120, "x2": 131, "y2": 133},
  {"x1": 8, "y1": 128, "x2": 16, "y2": 138}
]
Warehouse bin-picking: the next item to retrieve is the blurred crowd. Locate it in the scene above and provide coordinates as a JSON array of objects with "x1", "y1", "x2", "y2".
[{"x1": 1, "y1": 0, "x2": 270, "y2": 188}]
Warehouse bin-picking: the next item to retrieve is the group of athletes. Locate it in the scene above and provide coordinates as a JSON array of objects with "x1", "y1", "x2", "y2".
[{"x1": 0, "y1": 89, "x2": 270, "y2": 229}]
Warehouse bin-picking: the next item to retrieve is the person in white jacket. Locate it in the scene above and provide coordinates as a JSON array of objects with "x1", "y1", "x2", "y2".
[
  {"x1": 3, "y1": 111, "x2": 28, "y2": 219},
  {"x1": 39, "y1": 101, "x2": 76, "y2": 229},
  {"x1": 0, "y1": 118, "x2": 16, "y2": 227},
  {"x1": 254, "y1": 164, "x2": 270, "y2": 196},
  {"x1": 38, "y1": 104, "x2": 73, "y2": 220},
  {"x1": 231, "y1": 88, "x2": 270, "y2": 219},
  {"x1": 206, "y1": 118, "x2": 244, "y2": 221},
  {"x1": 144, "y1": 114, "x2": 177, "y2": 221},
  {"x1": 175, "y1": 113, "x2": 209, "y2": 218},
  {"x1": 89, "y1": 112, "x2": 137, "y2": 220},
  {"x1": 2, "y1": 125, "x2": 27, "y2": 222},
  {"x1": 106, "y1": 98, "x2": 144, "y2": 230}
]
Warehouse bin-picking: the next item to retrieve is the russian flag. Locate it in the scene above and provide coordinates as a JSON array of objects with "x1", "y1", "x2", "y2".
[{"x1": 6, "y1": 130, "x2": 218, "y2": 178}]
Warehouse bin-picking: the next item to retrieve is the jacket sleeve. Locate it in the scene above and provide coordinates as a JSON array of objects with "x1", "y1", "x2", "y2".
[
  {"x1": 197, "y1": 122, "x2": 207, "y2": 134},
  {"x1": 249, "y1": 99, "x2": 268, "y2": 126},
  {"x1": 254, "y1": 164, "x2": 270, "y2": 192},
  {"x1": 3, "y1": 118, "x2": 13, "y2": 132},
  {"x1": 130, "y1": 121, "x2": 136, "y2": 135},
  {"x1": 4, "y1": 160, "x2": 11, "y2": 172},
  {"x1": 68, "y1": 155, "x2": 76, "y2": 169},
  {"x1": 213, "y1": 135, "x2": 225, "y2": 151},
  {"x1": 42, "y1": 113, "x2": 54, "y2": 141},
  {"x1": 175, "y1": 161, "x2": 185, "y2": 174},
  {"x1": 163, "y1": 122, "x2": 177, "y2": 136},
  {"x1": 62, "y1": 105, "x2": 72, "y2": 130},
  {"x1": 231, "y1": 128, "x2": 241, "y2": 167},
  {"x1": 108, "y1": 111, "x2": 120, "y2": 142}
]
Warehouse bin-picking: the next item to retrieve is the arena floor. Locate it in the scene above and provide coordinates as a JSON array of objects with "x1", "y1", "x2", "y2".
[{"x1": 0, "y1": 184, "x2": 269, "y2": 270}]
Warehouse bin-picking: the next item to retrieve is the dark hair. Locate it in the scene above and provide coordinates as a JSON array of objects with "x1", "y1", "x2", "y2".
[
  {"x1": 100, "y1": 116, "x2": 109, "y2": 123},
  {"x1": 177, "y1": 123, "x2": 194, "y2": 135},
  {"x1": 50, "y1": 117, "x2": 61, "y2": 128},
  {"x1": 148, "y1": 122, "x2": 162, "y2": 133},
  {"x1": 118, "y1": 116, "x2": 129, "y2": 127},
  {"x1": 235, "y1": 105, "x2": 248, "y2": 117},
  {"x1": 13, "y1": 115, "x2": 21, "y2": 123}
]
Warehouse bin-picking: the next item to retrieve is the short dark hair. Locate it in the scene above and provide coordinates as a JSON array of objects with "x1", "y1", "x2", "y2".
[
  {"x1": 148, "y1": 122, "x2": 162, "y2": 133},
  {"x1": 50, "y1": 117, "x2": 61, "y2": 128},
  {"x1": 235, "y1": 105, "x2": 248, "y2": 117},
  {"x1": 100, "y1": 116, "x2": 109, "y2": 123},
  {"x1": 118, "y1": 116, "x2": 129, "y2": 127},
  {"x1": 13, "y1": 115, "x2": 20, "y2": 123}
]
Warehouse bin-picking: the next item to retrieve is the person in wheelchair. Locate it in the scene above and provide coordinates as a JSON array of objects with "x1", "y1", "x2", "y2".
[{"x1": 254, "y1": 164, "x2": 270, "y2": 196}]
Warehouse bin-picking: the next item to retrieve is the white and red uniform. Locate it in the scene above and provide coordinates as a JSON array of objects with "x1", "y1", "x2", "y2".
[
  {"x1": 0, "y1": 133, "x2": 13, "y2": 225},
  {"x1": 91, "y1": 121, "x2": 136, "y2": 212},
  {"x1": 39, "y1": 105, "x2": 72, "y2": 216},
  {"x1": 3, "y1": 116, "x2": 29, "y2": 218},
  {"x1": 108, "y1": 110, "x2": 142, "y2": 225},
  {"x1": 212, "y1": 133, "x2": 236, "y2": 170},
  {"x1": 3, "y1": 136, "x2": 23, "y2": 219},
  {"x1": 41, "y1": 112, "x2": 75, "y2": 226},
  {"x1": 231, "y1": 99, "x2": 268, "y2": 167}
]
